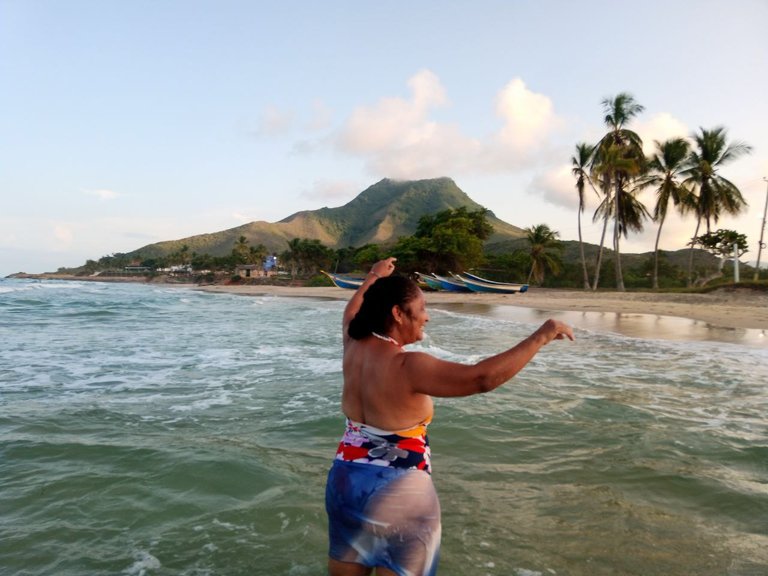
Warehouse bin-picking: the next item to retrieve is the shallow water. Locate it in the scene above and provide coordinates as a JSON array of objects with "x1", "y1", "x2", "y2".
[{"x1": 1, "y1": 279, "x2": 767, "y2": 575}]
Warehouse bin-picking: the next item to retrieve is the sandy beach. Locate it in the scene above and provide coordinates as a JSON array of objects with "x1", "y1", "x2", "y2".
[{"x1": 197, "y1": 283, "x2": 768, "y2": 333}]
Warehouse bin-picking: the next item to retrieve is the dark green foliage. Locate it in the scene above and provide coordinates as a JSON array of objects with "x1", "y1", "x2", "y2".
[
  {"x1": 306, "y1": 273, "x2": 335, "y2": 287},
  {"x1": 330, "y1": 244, "x2": 384, "y2": 275},
  {"x1": 415, "y1": 207, "x2": 493, "y2": 240},
  {"x1": 232, "y1": 235, "x2": 268, "y2": 265},
  {"x1": 281, "y1": 238, "x2": 335, "y2": 278},
  {"x1": 525, "y1": 224, "x2": 563, "y2": 284},
  {"x1": 682, "y1": 127, "x2": 752, "y2": 233},
  {"x1": 482, "y1": 245, "x2": 738, "y2": 290},
  {"x1": 480, "y1": 251, "x2": 529, "y2": 282},
  {"x1": 694, "y1": 229, "x2": 748, "y2": 259},
  {"x1": 353, "y1": 244, "x2": 384, "y2": 271},
  {"x1": 392, "y1": 207, "x2": 491, "y2": 274},
  {"x1": 390, "y1": 236, "x2": 431, "y2": 273}
]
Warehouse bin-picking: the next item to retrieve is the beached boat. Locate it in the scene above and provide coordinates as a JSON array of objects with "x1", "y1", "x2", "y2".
[
  {"x1": 433, "y1": 273, "x2": 471, "y2": 292},
  {"x1": 456, "y1": 272, "x2": 528, "y2": 294},
  {"x1": 321, "y1": 271, "x2": 364, "y2": 290},
  {"x1": 415, "y1": 272, "x2": 444, "y2": 291}
]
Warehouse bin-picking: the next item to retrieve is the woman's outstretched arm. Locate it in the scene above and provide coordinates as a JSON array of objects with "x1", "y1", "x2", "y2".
[{"x1": 403, "y1": 319, "x2": 574, "y2": 398}]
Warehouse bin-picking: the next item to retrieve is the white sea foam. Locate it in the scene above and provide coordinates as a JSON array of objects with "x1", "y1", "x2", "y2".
[
  {"x1": 123, "y1": 550, "x2": 161, "y2": 576},
  {"x1": 514, "y1": 568, "x2": 543, "y2": 576},
  {"x1": 291, "y1": 356, "x2": 342, "y2": 377},
  {"x1": 212, "y1": 518, "x2": 240, "y2": 531}
]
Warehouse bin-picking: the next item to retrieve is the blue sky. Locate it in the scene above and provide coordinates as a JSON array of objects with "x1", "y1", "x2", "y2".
[{"x1": 2, "y1": 0, "x2": 767, "y2": 276}]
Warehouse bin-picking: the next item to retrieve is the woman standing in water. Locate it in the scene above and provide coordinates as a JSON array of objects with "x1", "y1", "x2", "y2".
[{"x1": 326, "y1": 257, "x2": 574, "y2": 576}]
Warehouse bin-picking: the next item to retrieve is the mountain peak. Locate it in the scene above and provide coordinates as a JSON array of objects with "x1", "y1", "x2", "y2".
[{"x1": 126, "y1": 178, "x2": 524, "y2": 259}]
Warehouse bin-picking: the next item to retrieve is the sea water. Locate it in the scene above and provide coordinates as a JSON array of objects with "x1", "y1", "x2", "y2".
[{"x1": 1, "y1": 279, "x2": 766, "y2": 576}]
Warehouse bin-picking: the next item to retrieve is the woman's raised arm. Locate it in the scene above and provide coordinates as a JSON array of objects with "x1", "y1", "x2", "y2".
[{"x1": 342, "y1": 257, "x2": 397, "y2": 337}]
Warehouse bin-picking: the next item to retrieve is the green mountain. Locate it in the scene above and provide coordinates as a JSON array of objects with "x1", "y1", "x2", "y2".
[{"x1": 126, "y1": 177, "x2": 526, "y2": 259}]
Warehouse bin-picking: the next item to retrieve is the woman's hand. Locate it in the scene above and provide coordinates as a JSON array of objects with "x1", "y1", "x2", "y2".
[
  {"x1": 538, "y1": 319, "x2": 575, "y2": 343},
  {"x1": 370, "y1": 257, "x2": 397, "y2": 279}
]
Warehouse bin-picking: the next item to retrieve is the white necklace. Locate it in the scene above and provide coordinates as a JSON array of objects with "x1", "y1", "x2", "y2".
[{"x1": 371, "y1": 332, "x2": 400, "y2": 347}]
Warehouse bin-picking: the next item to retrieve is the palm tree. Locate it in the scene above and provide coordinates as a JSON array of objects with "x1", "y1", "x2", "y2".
[
  {"x1": 284, "y1": 238, "x2": 302, "y2": 278},
  {"x1": 684, "y1": 127, "x2": 752, "y2": 233},
  {"x1": 571, "y1": 142, "x2": 598, "y2": 290},
  {"x1": 594, "y1": 142, "x2": 647, "y2": 290},
  {"x1": 233, "y1": 235, "x2": 250, "y2": 264},
  {"x1": 641, "y1": 138, "x2": 691, "y2": 289},
  {"x1": 591, "y1": 93, "x2": 646, "y2": 291},
  {"x1": 249, "y1": 244, "x2": 268, "y2": 265},
  {"x1": 525, "y1": 224, "x2": 562, "y2": 285},
  {"x1": 682, "y1": 127, "x2": 752, "y2": 285}
]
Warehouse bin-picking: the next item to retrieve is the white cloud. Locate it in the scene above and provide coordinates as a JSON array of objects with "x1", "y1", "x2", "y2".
[
  {"x1": 633, "y1": 112, "x2": 691, "y2": 156},
  {"x1": 494, "y1": 78, "x2": 561, "y2": 153},
  {"x1": 527, "y1": 164, "x2": 579, "y2": 209},
  {"x1": 336, "y1": 71, "x2": 565, "y2": 179},
  {"x1": 339, "y1": 69, "x2": 448, "y2": 155},
  {"x1": 337, "y1": 69, "x2": 482, "y2": 179}
]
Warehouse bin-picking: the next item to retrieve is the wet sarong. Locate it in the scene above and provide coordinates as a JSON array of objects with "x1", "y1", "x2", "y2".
[{"x1": 326, "y1": 419, "x2": 440, "y2": 575}]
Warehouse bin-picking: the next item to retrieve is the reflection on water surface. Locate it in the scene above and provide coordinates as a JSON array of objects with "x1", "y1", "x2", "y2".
[{"x1": 434, "y1": 302, "x2": 767, "y2": 347}]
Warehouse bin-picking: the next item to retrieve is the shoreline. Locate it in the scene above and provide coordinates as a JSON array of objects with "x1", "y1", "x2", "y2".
[
  {"x1": 196, "y1": 284, "x2": 768, "y2": 332},
  {"x1": 7, "y1": 274, "x2": 766, "y2": 340}
]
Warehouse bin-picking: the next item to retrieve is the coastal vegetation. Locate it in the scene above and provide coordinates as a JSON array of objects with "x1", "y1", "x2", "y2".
[
  {"x1": 44, "y1": 91, "x2": 760, "y2": 291},
  {"x1": 54, "y1": 212, "x2": 761, "y2": 291}
]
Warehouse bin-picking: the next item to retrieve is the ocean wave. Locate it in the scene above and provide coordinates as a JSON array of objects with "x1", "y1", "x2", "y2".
[{"x1": 3, "y1": 280, "x2": 767, "y2": 575}]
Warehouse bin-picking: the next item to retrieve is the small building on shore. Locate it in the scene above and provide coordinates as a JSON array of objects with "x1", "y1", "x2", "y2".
[
  {"x1": 235, "y1": 256, "x2": 280, "y2": 279},
  {"x1": 235, "y1": 264, "x2": 259, "y2": 278},
  {"x1": 235, "y1": 264, "x2": 278, "y2": 279}
]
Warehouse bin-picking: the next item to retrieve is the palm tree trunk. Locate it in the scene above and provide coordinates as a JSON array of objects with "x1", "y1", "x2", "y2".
[
  {"x1": 578, "y1": 211, "x2": 590, "y2": 290},
  {"x1": 613, "y1": 219, "x2": 624, "y2": 291},
  {"x1": 687, "y1": 218, "x2": 702, "y2": 287},
  {"x1": 592, "y1": 214, "x2": 609, "y2": 291},
  {"x1": 613, "y1": 182, "x2": 625, "y2": 292},
  {"x1": 652, "y1": 216, "x2": 665, "y2": 290}
]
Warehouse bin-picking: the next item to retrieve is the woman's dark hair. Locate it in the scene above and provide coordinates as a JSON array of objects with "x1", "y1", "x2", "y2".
[{"x1": 348, "y1": 275, "x2": 421, "y2": 340}]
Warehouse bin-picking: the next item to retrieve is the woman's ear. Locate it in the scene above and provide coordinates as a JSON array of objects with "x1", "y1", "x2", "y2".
[{"x1": 391, "y1": 304, "x2": 404, "y2": 325}]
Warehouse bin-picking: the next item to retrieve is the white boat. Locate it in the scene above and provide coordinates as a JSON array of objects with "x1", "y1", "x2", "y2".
[{"x1": 455, "y1": 272, "x2": 528, "y2": 294}]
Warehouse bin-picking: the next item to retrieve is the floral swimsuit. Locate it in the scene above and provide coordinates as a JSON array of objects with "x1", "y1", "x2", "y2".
[{"x1": 334, "y1": 417, "x2": 432, "y2": 473}]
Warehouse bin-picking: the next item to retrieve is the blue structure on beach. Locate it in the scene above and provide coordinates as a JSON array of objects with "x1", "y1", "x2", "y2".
[{"x1": 264, "y1": 254, "x2": 278, "y2": 272}]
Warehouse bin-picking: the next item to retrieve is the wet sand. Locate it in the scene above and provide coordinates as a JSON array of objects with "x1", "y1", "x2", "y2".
[{"x1": 197, "y1": 284, "x2": 768, "y2": 344}]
